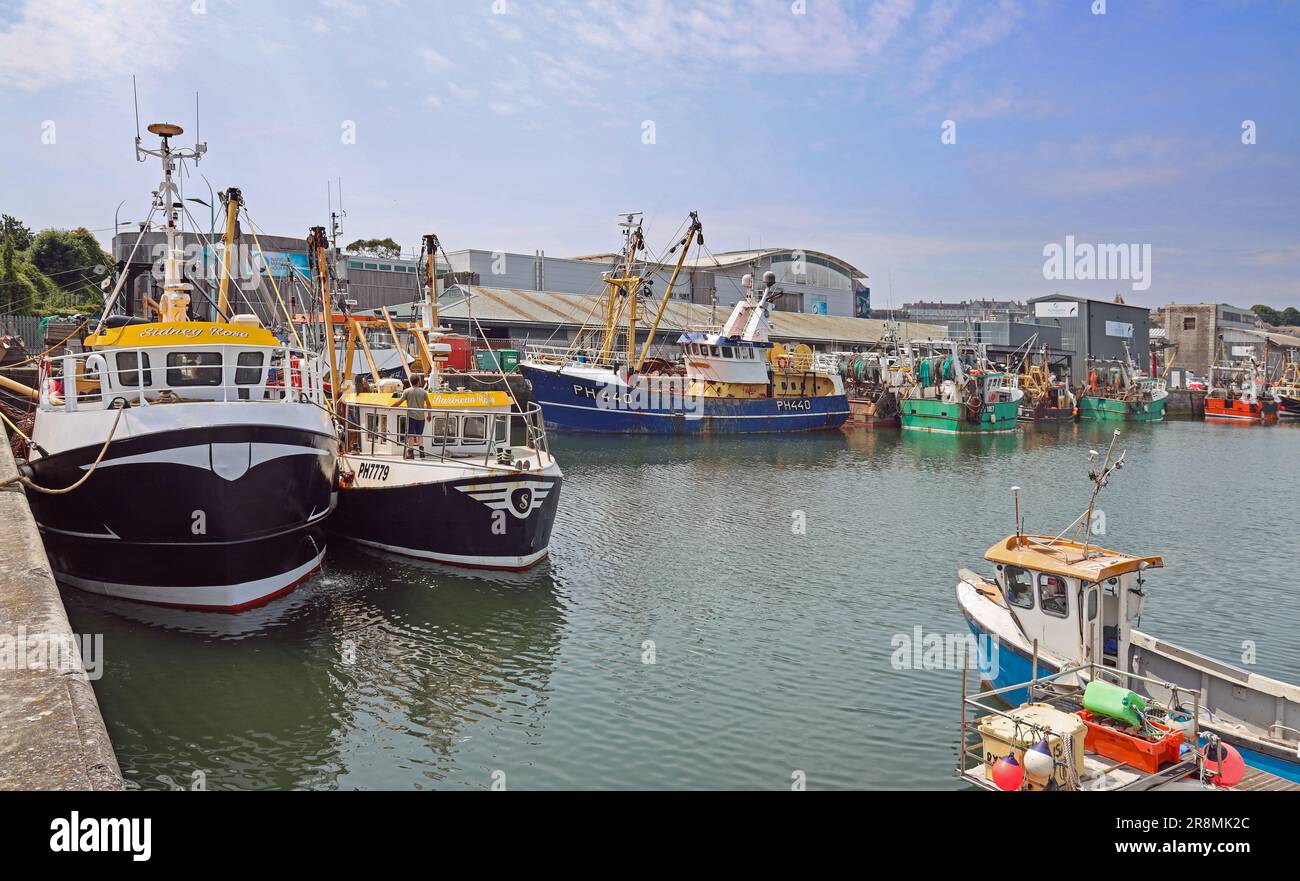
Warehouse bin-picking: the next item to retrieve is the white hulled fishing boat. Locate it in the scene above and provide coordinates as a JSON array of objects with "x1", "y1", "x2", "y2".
[
  {"x1": 12, "y1": 123, "x2": 337, "y2": 610},
  {"x1": 330, "y1": 235, "x2": 561, "y2": 569}
]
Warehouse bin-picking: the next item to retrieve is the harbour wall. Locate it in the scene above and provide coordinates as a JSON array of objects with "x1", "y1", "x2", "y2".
[
  {"x1": 1165, "y1": 388, "x2": 1206, "y2": 418},
  {"x1": 0, "y1": 428, "x2": 123, "y2": 790}
]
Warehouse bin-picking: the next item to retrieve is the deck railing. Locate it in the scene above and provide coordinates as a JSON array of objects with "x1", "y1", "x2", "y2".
[
  {"x1": 37, "y1": 345, "x2": 329, "y2": 413},
  {"x1": 340, "y1": 400, "x2": 552, "y2": 469}
]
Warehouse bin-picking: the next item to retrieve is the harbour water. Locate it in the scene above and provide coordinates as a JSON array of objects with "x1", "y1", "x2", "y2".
[{"x1": 63, "y1": 420, "x2": 1300, "y2": 790}]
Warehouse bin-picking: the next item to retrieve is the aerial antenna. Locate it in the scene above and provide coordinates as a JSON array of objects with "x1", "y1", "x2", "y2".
[
  {"x1": 132, "y1": 75, "x2": 142, "y2": 145},
  {"x1": 195, "y1": 91, "x2": 200, "y2": 146}
]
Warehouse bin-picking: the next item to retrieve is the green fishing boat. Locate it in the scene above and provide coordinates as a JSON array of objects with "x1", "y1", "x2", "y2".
[
  {"x1": 1077, "y1": 352, "x2": 1167, "y2": 422},
  {"x1": 899, "y1": 340, "x2": 1023, "y2": 434}
]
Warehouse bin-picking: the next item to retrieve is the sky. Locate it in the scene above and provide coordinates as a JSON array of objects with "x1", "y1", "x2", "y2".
[{"x1": 1, "y1": 0, "x2": 1298, "y2": 309}]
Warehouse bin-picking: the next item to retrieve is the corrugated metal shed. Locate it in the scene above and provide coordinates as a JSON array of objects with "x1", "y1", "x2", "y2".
[{"x1": 372, "y1": 286, "x2": 941, "y2": 348}]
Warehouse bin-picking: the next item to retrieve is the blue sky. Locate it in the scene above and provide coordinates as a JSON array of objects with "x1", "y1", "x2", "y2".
[{"x1": 1, "y1": 0, "x2": 1297, "y2": 308}]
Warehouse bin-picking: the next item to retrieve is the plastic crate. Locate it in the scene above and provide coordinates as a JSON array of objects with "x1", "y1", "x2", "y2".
[{"x1": 1076, "y1": 709, "x2": 1183, "y2": 773}]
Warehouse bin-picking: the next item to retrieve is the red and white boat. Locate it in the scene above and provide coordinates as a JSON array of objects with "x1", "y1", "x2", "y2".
[{"x1": 1204, "y1": 360, "x2": 1277, "y2": 423}]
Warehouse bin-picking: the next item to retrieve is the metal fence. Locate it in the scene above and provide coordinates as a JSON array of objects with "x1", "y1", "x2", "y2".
[{"x1": 0, "y1": 315, "x2": 41, "y2": 351}]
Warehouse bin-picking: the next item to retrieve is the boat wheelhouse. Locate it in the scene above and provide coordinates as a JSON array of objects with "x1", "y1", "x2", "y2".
[{"x1": 1276, "y1": 358, "x2": 1300, "y2": 419}]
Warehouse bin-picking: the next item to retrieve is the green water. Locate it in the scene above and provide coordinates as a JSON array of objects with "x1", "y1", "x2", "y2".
[{"x1": 62, "y1": 420, "x2": 1300, "y2": 790}]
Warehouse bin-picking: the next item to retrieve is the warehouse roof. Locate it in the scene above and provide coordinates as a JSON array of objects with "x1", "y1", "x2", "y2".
[
  {"x1": 365, "y1": 285, "x2": 941, "y2": 347},
  {"x1": 569, "y1": 247, "x2": 869, "y2": 282}
]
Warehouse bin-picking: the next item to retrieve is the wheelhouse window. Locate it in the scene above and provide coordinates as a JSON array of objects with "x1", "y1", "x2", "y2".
[
  {"x1": 235, "y1": 351, "x2": 265, "y2": 385},
  {"x1": 1004, "y1": 566, "x2": 1034, "y2": 609},
  {"x1": 166, "y1": 351, "x2": 222, "y2": 386},
  {"x1": 462, "y1": 415, "x2": 487, "y2": 442},
  {"x1": 115, "y1": 351, "x2": 151, "y2": 387},
  {"x1": 431, "y1": 415, "x2": 454, "y2": 443},
  {"x1": 1039, "y1": 574, "x2": 1069, "y2": 618}
]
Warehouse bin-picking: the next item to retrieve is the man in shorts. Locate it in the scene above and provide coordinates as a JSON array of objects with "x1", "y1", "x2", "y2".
[{"x1": 401, "y1": 373, "x2": 432, "y2": 459}]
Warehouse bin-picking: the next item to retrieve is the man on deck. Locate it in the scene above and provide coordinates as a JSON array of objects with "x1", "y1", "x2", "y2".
[{"x1": 401, "y1": 374, "x2": 432, "y2": 459}]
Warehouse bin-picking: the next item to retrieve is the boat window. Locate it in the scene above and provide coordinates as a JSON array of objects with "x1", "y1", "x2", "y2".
[
  {"x1": 712, "y1": 347, "x2": 721, "y2": 357},
  {"x1": 1039, "y1": 575, "x2": 1069, "y2": 618},
  {"x1": 495, "y1": 416, "x2": 508, "y2": 444},
  {"x1": 722, "y1": 346, "x2": 733, "y2": 359},
  {"x1": 1086, "y1": 587, "x2": 1098, "y2": 621},
  {"x1": 166, "y1": 351, "x2": 222, "y2": 386},
  {"x1": 431, "y1": 415, "x2": 453, "y2": 443},
  {"x1": 115, "y1": 351, "x2": 152, "y2": 387},
  {"x1": 1004, "y1": 566, "x2": 1034, "y2": 609},
  {"x1": 365, "y1": 411, "x2": 383, "y2": 441},
  {"x1": 235, "y1": 351, "x2": 265, "y2": 385},
  {"x1": 396, "y1": 415, "x2": 408, "y2": 438},
  {"x1": 463, "y1": 415, "x2": 487, "y2": 443}
]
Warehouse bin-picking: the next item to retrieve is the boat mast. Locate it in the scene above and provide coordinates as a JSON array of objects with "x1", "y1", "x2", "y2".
[
  {"x1": 308, "y1": 225, "x2": 340, "y2": 410},
  {"x1": 597, "y1": 214, "x2": 644, "y2": 364},
  {"x1": 422, "y1": 233, "x2": 440, "y2": 333},
  {"x1": 216, "y1": 187, "x2": 242, "y2": 319},
  {"x1": 136, "y1": 122, "x2": 206, "y2": 322},
  {"x1": 635, "y1": 211, "x2": 702, "y2": 371}
]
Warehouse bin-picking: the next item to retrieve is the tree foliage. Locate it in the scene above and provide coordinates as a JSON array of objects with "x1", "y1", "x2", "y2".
[
  {"x1": 1252, "y1": 304, "x2": 1300, "y2": 327},
  {"x1": 1, "y1": 216, "x2": 109, "y2": 317},
  {"x1": 346, "y1": 237, "x2": 402, "y2": 259}
]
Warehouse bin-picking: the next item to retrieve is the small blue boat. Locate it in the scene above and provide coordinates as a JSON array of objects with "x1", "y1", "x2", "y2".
[{"x1": 957, "y1": 432, "x2": 1300, "y2": 784}]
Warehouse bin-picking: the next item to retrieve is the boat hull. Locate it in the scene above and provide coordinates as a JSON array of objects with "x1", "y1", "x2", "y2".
[
  {"x1": 1205, "y1": 397, "x2": 1278, "y2": 422},
  {"x1": 332, "y1": 460, "x2": 562, "y2": 569},
  {"x1": 24, "y1": 423, "x2": 337, "y2": 610},
  {"x1": 1078, "y1": 395, "x2": 1166, "y2": 422},
  {"x1": 1280, "y1": 396, "x2": 1300, "y2": 418},
  {"x1": 899, "y1": 398, "x2": 1020, "y2": 434},
  {"x1": 520, "y1": 364, "x2": 849, "y2": 434}
]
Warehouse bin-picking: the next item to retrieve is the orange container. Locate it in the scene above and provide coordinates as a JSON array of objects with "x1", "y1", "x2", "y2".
[{"x1": 1076, "y1": 709, "x2": 1183, "y2": 773}]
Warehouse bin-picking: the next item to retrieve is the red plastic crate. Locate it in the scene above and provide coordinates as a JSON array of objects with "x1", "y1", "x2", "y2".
[{"x1": 1076, "y1": 709, "x2": 1183, "y2": 773}]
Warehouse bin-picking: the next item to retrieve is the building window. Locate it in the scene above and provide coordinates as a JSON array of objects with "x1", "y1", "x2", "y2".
[{"x1": 1183, "y1": 316, "x2": 1196, "y2": 330}]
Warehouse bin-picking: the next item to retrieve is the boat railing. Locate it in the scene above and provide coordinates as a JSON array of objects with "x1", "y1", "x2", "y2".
[
  {"x1": 958, "y1": 661, "x2": 1207, "y2": 791},
  {"x1": 340, "y1": 400, "x2": 553, "y2": 469},
  {"x1": 37, "y1": 345, "x2": 329, "y2": 413},
  {"x1": 523, "y1": 343, "x2": 621, "y2": 369}
]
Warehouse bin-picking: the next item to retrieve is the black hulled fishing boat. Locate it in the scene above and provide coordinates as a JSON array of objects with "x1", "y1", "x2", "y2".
[{"x1": 14, "y1": 122, "x2": 337, "y2": 610}]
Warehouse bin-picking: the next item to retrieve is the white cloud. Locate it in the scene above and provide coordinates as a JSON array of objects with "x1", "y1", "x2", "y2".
[
  {"x1": 0, "y1": 0, "x2": 186, "y2": 92},
  {"x1": 418, "y1": 47, "x2": 452, "y2": 71}
]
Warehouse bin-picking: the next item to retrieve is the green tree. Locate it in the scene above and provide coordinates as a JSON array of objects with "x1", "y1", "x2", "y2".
[
  {"x1": 27, "y1": 227, "x2": 109, "y2": 306},
  {"x1": 0, "y1": 214, "x2": 33, "y2": 251},
  {"x1": 1252, "y1": 304, "x2": 1281, "y2": 326},
  {"x1": 1281, "y1": 307, "x2": 1300, "y2": 327},
  {"x1": 346, "y1": 237, "x2": 402, "y2": 259}
]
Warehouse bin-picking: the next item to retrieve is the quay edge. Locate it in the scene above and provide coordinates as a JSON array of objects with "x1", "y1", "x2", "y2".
[{"x1": 0, "y1": 427, "x2": 123, "y2": 791}]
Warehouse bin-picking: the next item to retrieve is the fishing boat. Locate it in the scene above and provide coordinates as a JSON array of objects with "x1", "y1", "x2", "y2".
[
  {"x1": 897, "y1": 340, "x2": 1022, "y2": 434},
  {"x1": 6, "y1": 123, "x2": 337, "y2": 610},
  {"x1": 832, "y1": 330, "x2": 907, "y2": 429},
  {"x1": 1275, "y1": 358, "x2": 1300, "y2": 419},
  {"x1": 1013, "y1": 344, "x2": 1075, "y2": 423},
  {"x1": 957, "y1": 432, "x2": 1300, "y2": 783},
  {"x1": 1077, "y1": 346, "x2": 1167, "y2": 422},
  {"x1": 329, "y1": 236, "x2": 561, "y2": 569},
  {"x1": 1205, "y1": 359, "x2": 1278, "y2": 423},
  {"x1": 519, "y1": 213, "x2": 849, "y2": 434}
]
